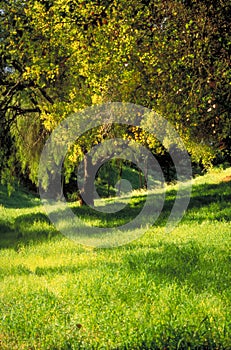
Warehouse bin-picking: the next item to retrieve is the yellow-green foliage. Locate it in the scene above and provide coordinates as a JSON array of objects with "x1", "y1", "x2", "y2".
[{"x1": 1, "y1": 0, "x2": 230, "y2": 187}]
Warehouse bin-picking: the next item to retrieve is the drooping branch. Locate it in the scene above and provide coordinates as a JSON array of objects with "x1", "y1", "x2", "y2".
[{"x1": 38, "y1": 87, "x2": 54, "y2": 104}]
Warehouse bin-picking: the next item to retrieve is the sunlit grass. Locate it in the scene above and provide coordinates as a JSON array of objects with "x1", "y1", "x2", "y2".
[{"x1": 0, "y1": 167, "x2": 230, "y2": 349}]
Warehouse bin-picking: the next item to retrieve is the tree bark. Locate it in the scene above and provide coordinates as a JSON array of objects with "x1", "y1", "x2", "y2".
[
  {"x1": 79, "y1": 152, "x2": 95, "y2": 206},
  {"x1": 117, "y1": 159, "x2": 123, "y2": 196}
]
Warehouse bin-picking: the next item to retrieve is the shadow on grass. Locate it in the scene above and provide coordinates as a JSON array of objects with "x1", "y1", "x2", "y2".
[
  {"x1": 123, "y1": 240, "x2": 231, "y2": 294},
  {"x1": 0, "y1": 180, "x2": 230, "y2": 249},
  {"x1": 69, "y1": 180, "x2": 231, "y2": 228},
  {"x1": 0, "y1": 182, "x2": 230, "y2": 350},
  {"x1": 71, "y1": 194, "x2": 147, "y2": 227},
  {"x1": 0, "y1": 213, "x2": 61, "y2": 250},
  {"x1": 0, "y1": 261, "x2": 106, "y2": 279},
  {"x1": 184, "y1": 181, "x2": 231, "y2": 223},
  {"x1": 0, "y1": 220, "x2": 17, "y2": 249},
  {"x1": 0, "y1": 185, "x2": 39, "y2": 209}
]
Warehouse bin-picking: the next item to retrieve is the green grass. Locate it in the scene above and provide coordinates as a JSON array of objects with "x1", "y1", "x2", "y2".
[{"x1": 0, "y1": 167, "x2": 231, "y2": 349}]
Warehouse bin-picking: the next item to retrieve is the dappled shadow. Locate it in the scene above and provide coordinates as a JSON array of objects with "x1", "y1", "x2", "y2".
[
  {"x1": 123, "y1": 240, "x2": 231, "y2": 295},
  {"x1": 114, "y1": 334, "x2": 227, "y2": 350},
  {"x1": 153, "y1": 180, "x2": 231, "y2": 226},
  {"x1": 0, "y1": 179, "x2": 230, "y2": 250},
  {"x1": 71, "y1": 194, "x2": 147, "y2": 227},
  {"x1": 0, "y1": 181, "x2": 230, "y2": 350},
  {"x1": 190, "y1": 181, "x2": 231, "y2": 202},
  {"x1": 0, "y1": 219, "x2": 17, "y2": 249},
  {"x1": 0, "y1": 212, "x2": 61, "y2": 249},
  {"x1": 0, "y1": 185, "x2": 39, "y2": 209},
  {"x1": 183, "y1": 181, "x2": 231, "y2": 223},
  {"x1": 0, "y1": 259, "x2": 120, "y2": 279},
  {"x1": 14, "y1": 212, "x2": 51, "y2": 228},
  {"x1": 69, "y1": 180, "x2": 231, "y2": 229}
]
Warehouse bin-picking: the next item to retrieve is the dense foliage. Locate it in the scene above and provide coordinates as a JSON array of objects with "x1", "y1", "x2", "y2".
[{"x1": 0, "y1": 0, "x2": 230, "y2": 194}]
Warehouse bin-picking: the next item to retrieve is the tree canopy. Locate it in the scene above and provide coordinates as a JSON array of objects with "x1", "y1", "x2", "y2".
[{"x1": 0, "y1": 0, "x2": 230, "y2": 195}]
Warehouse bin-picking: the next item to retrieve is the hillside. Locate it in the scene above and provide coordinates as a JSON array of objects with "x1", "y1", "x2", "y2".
[{"x1": 0, "y1": 167, "x2": 231, "y2": 349}]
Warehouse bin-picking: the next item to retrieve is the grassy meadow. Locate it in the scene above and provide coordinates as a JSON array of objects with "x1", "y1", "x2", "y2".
[{"x1": 0, "y1": 167, "x2": 231, "y2": 349}]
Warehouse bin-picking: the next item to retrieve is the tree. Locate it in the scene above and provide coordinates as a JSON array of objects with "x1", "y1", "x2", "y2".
[
  {"x1": 0, "y1": 0, "x2": 230, "y2": 201},
  {"x1": 135, "y1": 0, "x2": 231, "y2": 165}
]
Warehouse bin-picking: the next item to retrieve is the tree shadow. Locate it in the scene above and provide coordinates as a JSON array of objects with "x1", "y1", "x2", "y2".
[
  {"x1": 71, "y1": 195, "x2": 147, "y2": 228},
  {"x1": 183, "y1": 181, "x2": 231, "y2": 223},
  {"x1": 0, "y1": 180, "x2": 230, "y2": 249},
  {"x1": 0, "y1": 219, "x2": 17, "y2": 249},
  {"x1": 0, "y1": 182, "x2": 229, "y2": 349},
  {"x1": 70, "y1": 180, "x2": 231, "y2": 229},
  {"x1": 0, "y1": 258, "x2": 120, "y2": 279},
  {"x1": 0, "y1": 212, "x2": 61, "y2": 250},
  {"x1": 123, "y1": 240, "x2": 230, "y2": 295},
  {"x1": 0, "y1": 185, "x2": 39, "y2": 209}
]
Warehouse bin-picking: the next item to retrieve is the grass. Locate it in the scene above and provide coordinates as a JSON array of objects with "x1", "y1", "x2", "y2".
[{"x1": 0, "y1": 167, "x2": 231, "y2": 349}]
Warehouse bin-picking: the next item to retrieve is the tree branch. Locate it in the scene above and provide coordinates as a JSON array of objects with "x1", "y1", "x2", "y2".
[{"x1": 38, "y1": 87, "x2": 54, "y2": 104}]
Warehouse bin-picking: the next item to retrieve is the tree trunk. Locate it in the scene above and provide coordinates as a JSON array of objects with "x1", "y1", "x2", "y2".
[
  {"x1": 138, "y1": 168, "x2": 143, "y2": 189},
  {"x1": 79, "y1": 153, "x2": 95, "y2": 206},
  {"x1": 117, "y1": 159, "x2": 123, "y2": 196},
  {"x1": 143, "y1": 156, "x2": 148, "y2": 190},
  {"x1": 46, "y1": 168, "x2": 63, "y2": 200}
]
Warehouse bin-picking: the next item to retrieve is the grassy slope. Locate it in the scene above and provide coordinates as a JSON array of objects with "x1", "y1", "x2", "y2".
[{"x1": 0, "y1": 167, "x2": 231, "y2": 349}]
